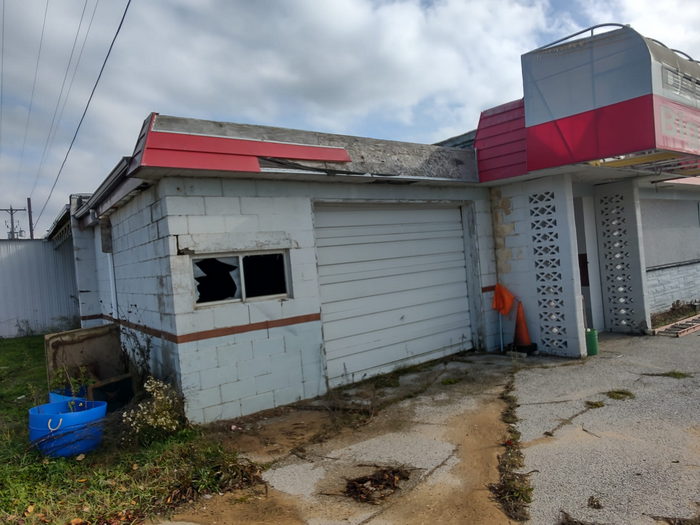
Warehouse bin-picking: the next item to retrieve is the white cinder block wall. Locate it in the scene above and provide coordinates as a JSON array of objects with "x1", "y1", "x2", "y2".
[
  {"x1": 101, "y1": 188, "x2": 181, "y2": 381},
  {"x1": 473, "y1": 196, "x2": 501, "y2": 350},
  {"x1": 490, "y1": 174, "x2": 586, "y2": 357},
  {"x1": 156, "y1": 176, "x2": 494, "y2": 423},
  {"x1": 159, "y1": 177, "x2": 325, "y2": 423},
  {"x1": 646, "y1": 263, "x2": 700, "y2": 313},
  {"x1": 70, "y1": 196, "x2": 101, "y2": 328}
]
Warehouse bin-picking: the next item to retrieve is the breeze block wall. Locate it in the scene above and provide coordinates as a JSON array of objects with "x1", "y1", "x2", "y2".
[
  {"x1": 646, "y1": 263, "x2": 700, "y2": 313},
  {"x1": 158, "y1": 177, "x2": 325, "y2": 423},
  {"x1": 490, "y1": 174, "x2": 586, "y2": 357},
  {"x1": 107, "y1": 187, "x2": 181, "y2": 382},
  {"x1": 594, "y1": 181, "x2": 651, "y2": 332},
  {"x1": 157, "y1": 176, "x2": 492, "y2": 423}
]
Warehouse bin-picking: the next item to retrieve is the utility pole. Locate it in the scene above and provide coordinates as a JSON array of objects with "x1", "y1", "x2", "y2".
[
  {"x1": 1, "y1": 205, "x2": 27, "y2": 239},
  {"x1": 27, "y1": 197, "x2": 34, "y2": 239}
]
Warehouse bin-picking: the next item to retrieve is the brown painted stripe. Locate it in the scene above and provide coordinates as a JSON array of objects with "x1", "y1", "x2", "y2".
[
  {"x1": 80, "y1": 314, "x2": 103, "y2": 321},
  {"x1": 481, "y1": 285, "x2": 496, "y2": 293},
  {"x1": 174, "y1": 313, "x2": 321, "y2": 343},
  {"x1": 92, "y1": 312, "x2": 321, "y2": 344}
]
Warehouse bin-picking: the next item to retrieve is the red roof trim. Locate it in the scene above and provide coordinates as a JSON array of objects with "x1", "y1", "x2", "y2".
[
  {"x1": 133, "y1": 117, "x2": 352, "y2": 174},
  {"x1": 148, "y1": 131, "x2": 351, "y2": 162},
  {"x1": 141, "y1": 149, "x2": 261, "y2": 172},
  {"x1": 475, "y1": 99, "x2": 527, "y2": 182}
]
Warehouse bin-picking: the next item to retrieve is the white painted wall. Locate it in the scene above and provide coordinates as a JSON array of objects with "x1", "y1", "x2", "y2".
[
  {"x1": 0, "y1": 239, "x2": 79, "y2": 337},
  {"x1": 641, "y1": 199, "x2": 700, "y2": 267},
  {"x1": 156, "y1": 176, "x2": 494, "y2": 422},
  {"x1": 491, "y1": 174, "x2": 586, "y2": 356},
  {"x1": 646, "y1": 262, "x2": 700, "y2": 313}
]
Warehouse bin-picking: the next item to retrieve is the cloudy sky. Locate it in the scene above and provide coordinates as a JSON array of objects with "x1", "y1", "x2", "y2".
[{"x1": 1, "y1": 0, "x2": 699, "y2": 235}]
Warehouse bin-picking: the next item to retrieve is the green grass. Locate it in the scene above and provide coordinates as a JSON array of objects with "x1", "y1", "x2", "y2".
[
  {"x1": 605, "y1": 389, "x2": 635, "y2": 400},
  {"x1": 440, "y1": 377, "x2": 461, "y2": 386},
  {"x1": 585, "y1": 400, "x2": 605, "y2": 409},
  {"x1": 643, "y1": 370, "x2": 693, "y2": 379},
  {"x1": 0, "y1": 336, "x2": 261, "y2": 524}
]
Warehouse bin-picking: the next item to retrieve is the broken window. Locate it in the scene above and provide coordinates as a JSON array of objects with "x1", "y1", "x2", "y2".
[{"x1": 193, "y1": 252, "x2": 288, "y2": 304}]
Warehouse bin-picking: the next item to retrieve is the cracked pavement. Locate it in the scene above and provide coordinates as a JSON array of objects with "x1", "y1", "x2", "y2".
[{"x1": 514, "y1": 333, "x2": 700, "y2": 524}]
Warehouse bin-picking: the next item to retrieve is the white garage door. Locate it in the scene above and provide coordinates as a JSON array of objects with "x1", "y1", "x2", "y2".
[{"x1": 314, "y1": 204, "x2": 472, "y2": 386}]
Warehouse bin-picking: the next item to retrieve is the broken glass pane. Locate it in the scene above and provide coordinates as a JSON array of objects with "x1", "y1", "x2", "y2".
[{"x1": 194, "y1": 257, "x2": 241, "y2": 303}]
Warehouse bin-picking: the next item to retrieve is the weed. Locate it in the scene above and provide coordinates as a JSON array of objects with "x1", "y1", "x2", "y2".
[
  {"x1": 651, "y1": 301, "x2": 698, "y2": 329},
  {"x1": 604, "y1": 389, "x2": 635, "y2": 400},
  {"x1": 500, "y1": 388, "x2": 519, "y2": 424},
  {"x1": 587, "y1": 495, "x2": 603, "y2": 509},
  {"x1": 121, "y1": 377, "x2": 186, "y2": 446},
  {"x1": 490, "y1": 375, "x2": 531, "y2": 522},
  {"x1": 643, "y1": 370, "x2": 692, "y2": 379},
  {"x1": 372, "y1": 374, "x2": 400, "y2": 389},
  {"x1": 0, "y1": 336, "x2": 263, "y2": 524},
  {"x1": 440, "y1": 377, "x2": 461, "y2": 385},
  {"x1": 585, "y1": 400, "x2": 605, "y2": 409}
]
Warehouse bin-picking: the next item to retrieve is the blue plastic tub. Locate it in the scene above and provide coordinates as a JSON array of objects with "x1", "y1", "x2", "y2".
[
  {"x1": 28, "y1": 400, "x2": 107, "y2": 457},
  {"x1": 48, "y1": 385, "x2": 87, "y2": 403}
]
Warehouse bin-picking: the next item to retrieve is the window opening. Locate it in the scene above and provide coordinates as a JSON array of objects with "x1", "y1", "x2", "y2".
[
  {"x1": 243, "y1": 253, "x2": 287, "y2": 298},
  {"x1": 194, "y1": 257, "x2": 241, "y2": 303},
  {"x1": 193, "y1": 252, "x2": 287, "y2": 304}
]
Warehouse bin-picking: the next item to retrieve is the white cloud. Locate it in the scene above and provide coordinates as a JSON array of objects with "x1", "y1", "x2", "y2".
[{"x1": 6, "y1": 0, "x2": 696, "y2": 233}]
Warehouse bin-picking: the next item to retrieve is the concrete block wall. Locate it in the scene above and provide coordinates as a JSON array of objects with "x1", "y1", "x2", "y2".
[
  {"x1": 473, "y1": 194, "x2": 501, "y2": 351},
  {"x1": 107, "y1": 187, "x2": 180, "y2": 380},
  {"x1": 491, "y1": 175, "x2": 586, "y2": 356},
  {"x1": 158, "y1": 177, "x2": 326, "y2": 422},
  {"x1": 70, "y1": 196, "x2": 101, "y2": 328},
  {"x1": 178, "y1": 322, "x2": 324, "y2": 423},
  {"x1": 157, "y1": 176, "x2": 491, "y2": 422},
  {"x1": 646, "y1": 262, "x2": 700, "y2": 313},
  {"x1": 93, "y1": 227, "x2": 116, "y2": 319},
  {"x1": 594, "y1": 181, "x2": 651, "y2": 332}
]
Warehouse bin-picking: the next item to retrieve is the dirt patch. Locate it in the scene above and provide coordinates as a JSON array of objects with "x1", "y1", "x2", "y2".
[
  {"x1": 374, "y1": 398, "x2": 515, "y2": 524},
  {"x1": 651, "y1": 302, "x2": 698, "y2": 329},
  {"x1": 171, "y1": 486, "x2": 304, "y2": 525},
  {"x1": 206, "y1": 407, "x2": 332, "y2": 463}
]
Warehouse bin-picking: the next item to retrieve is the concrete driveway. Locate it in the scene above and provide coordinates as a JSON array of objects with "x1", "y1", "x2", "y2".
[
  {"x1": 162, "y1": 334, "x2": 699, "y2": 525},
  {"x1": 515, "y1": 333, "x2": 699, "y2": 524}
]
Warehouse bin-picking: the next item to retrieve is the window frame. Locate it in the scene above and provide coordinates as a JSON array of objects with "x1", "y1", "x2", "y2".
[{"x1": 192, "y1": 250, "x2": 291, "y2": 307}]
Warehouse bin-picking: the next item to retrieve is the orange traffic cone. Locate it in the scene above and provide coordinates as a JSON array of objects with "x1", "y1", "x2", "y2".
[{"x1": 513, "y1": 301, "x2": 532, "y2": 347}]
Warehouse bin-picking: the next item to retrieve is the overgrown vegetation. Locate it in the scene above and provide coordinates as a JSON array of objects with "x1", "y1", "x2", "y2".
[
  {"x1": 0, "y1": 335, "x2": 262, "y2": 524},
  {"x1": 651, "y1": 300, "x2": 699, "y2": 329},
  {"x1": 489, "y1": 376, "x2": 532, "y2": 522}
]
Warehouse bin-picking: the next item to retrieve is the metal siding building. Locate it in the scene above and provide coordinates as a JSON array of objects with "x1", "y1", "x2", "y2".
[{"x1": 0, "y1": 239, "x2": 79, "y2": 337}]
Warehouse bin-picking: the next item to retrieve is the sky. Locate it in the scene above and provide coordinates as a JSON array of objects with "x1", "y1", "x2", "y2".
[{"x1": 1, "y1": 0, "x2": 700, "y2": 236}]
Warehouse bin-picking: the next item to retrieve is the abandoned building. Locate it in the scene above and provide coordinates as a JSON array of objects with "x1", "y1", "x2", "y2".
[{"x1": 36, "y1": 24, "x2": 700, "y2": 422}]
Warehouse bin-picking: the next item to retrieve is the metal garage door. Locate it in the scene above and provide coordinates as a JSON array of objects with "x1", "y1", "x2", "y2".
[{"x1": 314, "y1": 204, "x2": 472, "y2": 386}]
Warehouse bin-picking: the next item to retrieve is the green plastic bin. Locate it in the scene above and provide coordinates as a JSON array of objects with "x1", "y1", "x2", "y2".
[{"x1": 586, "y1": 328, "x2": 599, "y2": 356}]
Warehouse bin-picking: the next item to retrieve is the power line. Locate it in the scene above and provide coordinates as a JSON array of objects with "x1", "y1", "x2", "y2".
[
  {"x1": 29, "y1": 0, "x2": 89, "y2": 197},
  {"x1": 0, "y1": 0, "x2": 5, "y2": 162},
  {"x1": 17, "y1": 0, "x2": 50, "y2": 182},
  {"x1": 49, "y1": 0, "x2": 101, "y2": 171},
  {"x1": 34, "y1": 0, "x2": 132, "y2": 228}
]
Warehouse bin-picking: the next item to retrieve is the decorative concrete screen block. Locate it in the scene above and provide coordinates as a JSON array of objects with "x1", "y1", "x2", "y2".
[
  {"x1": 595, "y1": 182, "x2": 650, "y2": 332},
  {"x1": 528, "y1": 191, "x2": 568, "y2": 350}
]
